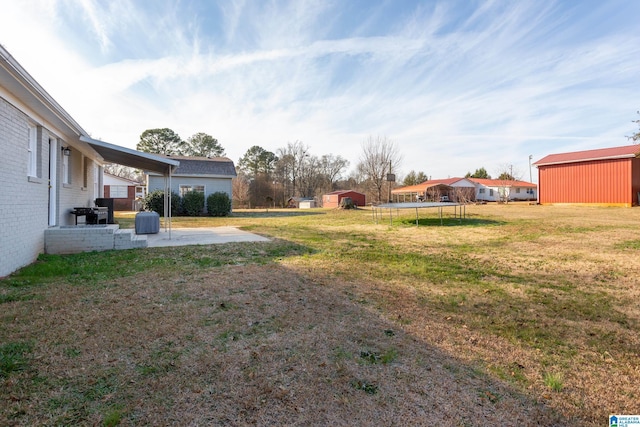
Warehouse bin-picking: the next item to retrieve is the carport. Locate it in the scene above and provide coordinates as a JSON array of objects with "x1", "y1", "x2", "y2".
[{"x1": 80, "y1": 136, "x2": 180, "y2": 237}]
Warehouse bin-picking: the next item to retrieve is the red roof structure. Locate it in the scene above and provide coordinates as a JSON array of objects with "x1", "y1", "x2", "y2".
[
  {"x1": 534, "y1": 145, "x2": 640, "y2": 166},
  {"x1": 392, "y1": 178, "x2": 476, "y2": 202},
  {"x1": 534, "y1": 144, "x2": 640, "y2": 207}
]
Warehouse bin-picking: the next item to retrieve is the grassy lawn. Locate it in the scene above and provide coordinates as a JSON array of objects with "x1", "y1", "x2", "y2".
[{"x1": 1, "y1": 204, "x2": 639, "y2": 425}]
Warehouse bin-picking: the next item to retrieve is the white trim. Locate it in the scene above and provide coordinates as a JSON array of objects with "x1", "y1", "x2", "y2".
[
  {"x1": 48, "y1": 138, "x2": 58, "y2": 226},
  {"x1": 27, "y1": 124, "x2": 37, "y2": 177}
]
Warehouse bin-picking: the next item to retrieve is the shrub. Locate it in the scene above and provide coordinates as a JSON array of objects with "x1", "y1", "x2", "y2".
[
  {"x1": 143, "y1": 189, "x2": 180, "y2": 216},
  {"x1": 207, "y1": 192, "x2": 231, "y2": 217},
  {"x1": 181, "y1": 191, "x2": 205, "y2": 216}
]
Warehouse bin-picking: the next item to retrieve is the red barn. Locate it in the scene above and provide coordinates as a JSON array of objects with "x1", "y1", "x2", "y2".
[
  {"x1": 534, "y1": 144, "x2": 640, "y2": 207},
  {"x1": 322, "y1": 190, "x2": 366, "y2": 208}
]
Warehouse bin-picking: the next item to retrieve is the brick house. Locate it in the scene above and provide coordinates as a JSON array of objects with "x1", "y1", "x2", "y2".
[{"x1": 0, "y1": 45, "x2": 178, "y2": 277}]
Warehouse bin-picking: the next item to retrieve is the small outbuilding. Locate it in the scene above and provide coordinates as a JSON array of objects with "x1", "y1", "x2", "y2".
[
  {"x1": 103, "y1": 172, "x2": 146, "y2": 211},
  {"x1": 534, "y1": 144, "x2": 640, "y2": 207},
  {"x1": 322, "y1": 190, "x2": 366, "y2": 208},
  {"x1": 146, "y1": 156, "x2": 237, "y2": 213}
]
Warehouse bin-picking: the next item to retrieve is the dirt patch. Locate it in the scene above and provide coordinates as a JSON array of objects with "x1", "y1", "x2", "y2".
[{"x1": 1, "y1": 264, "x2": 561, "y2": 426}]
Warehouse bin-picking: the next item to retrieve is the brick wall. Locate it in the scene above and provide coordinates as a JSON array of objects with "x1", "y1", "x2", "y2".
[
  {"x1": 0, "y1": 95, "x2": 100, "y2": 276},
  {"x1": 0, "y1": 96, "x2": 49, "y2": 277}
]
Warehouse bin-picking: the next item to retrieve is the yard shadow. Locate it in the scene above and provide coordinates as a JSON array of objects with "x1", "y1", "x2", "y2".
[
  {"x1": 400, "y1": 217, "x2": 506, "y2": 227},
  {"x1": 231, "y1": 210, "x2": 325, "y2": 218},
  {"x1": 0, "y1": 261, "x2": 568, "y2": 425}
]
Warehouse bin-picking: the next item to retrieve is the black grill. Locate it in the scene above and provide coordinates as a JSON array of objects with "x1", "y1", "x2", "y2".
[{"x1": 71, "y1": 207, "x2": 108, "y2": 225}]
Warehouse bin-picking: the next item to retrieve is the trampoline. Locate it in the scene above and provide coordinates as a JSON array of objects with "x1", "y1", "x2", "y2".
[{"x1": 372, "y1": 202, "x2": 467, "y2": 226}]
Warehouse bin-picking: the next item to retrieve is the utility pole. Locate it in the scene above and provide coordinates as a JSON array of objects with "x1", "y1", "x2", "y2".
[
  {"x1": 387, "y1": 161, "x2": 392, "y2": 203},
  {"x1": 528, "y1": 155, "x2": 533, "y2": 183}
]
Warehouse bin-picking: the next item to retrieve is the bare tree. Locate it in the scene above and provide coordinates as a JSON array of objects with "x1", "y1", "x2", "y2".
[
  {"x1": 628, "y1": 110, "x2": 640, "y2": 142},
  {"x1": 104, "y1": 164, "x2": 143, "y2": 182},
  {"x1": 494, "y1": 164, "x2": 522, "y2": 204},
  {"x1": 357, "y1": 135, "x2": 402, "y2": 203},
  {"x1": 232, "y1": 173, "x2": 251, "y2": 208},
  {"x1": 298, "y1": 155, "x2": 322, "y2": 197},
  {"x1": 320, "y1": 154, "x2": 349, "y2": 190},
  {"x1": 275, "y1": 141, "x2": 310, "y2": 198}
]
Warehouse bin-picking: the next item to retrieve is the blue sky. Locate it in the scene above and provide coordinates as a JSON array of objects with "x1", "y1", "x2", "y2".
[{"x1": 2, "y1": 0, "x2": 639, "y2": 182}]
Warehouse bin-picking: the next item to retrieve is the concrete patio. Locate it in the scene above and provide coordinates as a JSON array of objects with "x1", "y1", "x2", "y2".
[{"x1": 145, "y1": 227, "x2": 270, "y2": 247}]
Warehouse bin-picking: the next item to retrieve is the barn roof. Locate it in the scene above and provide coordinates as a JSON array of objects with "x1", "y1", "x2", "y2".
[
  {"x1": 325, "y1": 190, "x2": 364, "y2": 196},
  {"x1": 147, "y1": 156, "x2": 237, "y2": 177},
  {"x1": 534, "y1": 144, "x2": 640, "y2": 166}
]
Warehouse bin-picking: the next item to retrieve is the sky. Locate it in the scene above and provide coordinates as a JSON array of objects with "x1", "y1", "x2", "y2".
[{"x1": 1, "y1": 0, "x2": 639, "y2": 183}]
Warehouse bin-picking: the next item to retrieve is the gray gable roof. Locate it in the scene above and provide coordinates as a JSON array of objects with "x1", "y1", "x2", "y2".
[{"x1": 149, "y1": 156, "x2": 237, "y2": 177}]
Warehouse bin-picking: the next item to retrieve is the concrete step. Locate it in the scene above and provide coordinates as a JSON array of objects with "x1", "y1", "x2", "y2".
[{"x1": 114, "y1": 229, "x2": 147, "y2": 249}]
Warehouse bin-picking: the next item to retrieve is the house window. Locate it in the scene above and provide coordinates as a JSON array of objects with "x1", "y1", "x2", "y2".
[
  {"x1": 516, "y1": 188, "x2": 521, "y2": 194},
  {"x1": 479, "y1": 188, "x2": 485, "y2": 194},
  {"x1": 489, "y1": 189, "x2": 494, "y2": 196},
  {"x1": 27, "y1": 125, "x2": 38, "y2": 177},
  {"x1": 135, "y1": 186, "x2": 146, "y2": 198},
  {"x1": 110, "y1": 185, "x2": 128, "y2": 198},
  {"x1": 179, "y1": 185, "x2": 205, "y2": 197}
]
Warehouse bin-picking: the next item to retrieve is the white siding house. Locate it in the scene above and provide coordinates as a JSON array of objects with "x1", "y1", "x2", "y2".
[
  {"x1": 146, "y1": 156, "x2": 237, "y2": 214},
  {"x1": 469, "y1": 178, "x2": 537, "y2": 202}
]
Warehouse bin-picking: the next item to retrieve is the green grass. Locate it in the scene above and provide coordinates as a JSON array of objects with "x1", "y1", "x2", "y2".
[
  {"x1": 615, "y1": 239, "x2": 640, "y2": 250},
  {"x1": 0, "y1": 341, "x2": 33, "y2": 378},
  {"x1": 543, "y1": 372, "x2": 564, "y2": 392},
  {"x1": 1, "y1": 206, "x2": 639, "y2": 425},
  {"x1": 3, "y1": 240, "x2": 311, "y2": 288}
]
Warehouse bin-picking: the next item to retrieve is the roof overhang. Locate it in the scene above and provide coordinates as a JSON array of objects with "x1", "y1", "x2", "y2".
[
  {"x1": 534, "y1": 154, "x2": 638, "y2": 167},
  {"x1": 80, "y1": 136, "x2": 179, "y2": 174},
  {"x1": 0, "y1": 45, "x2": 86, "y2": 140}
]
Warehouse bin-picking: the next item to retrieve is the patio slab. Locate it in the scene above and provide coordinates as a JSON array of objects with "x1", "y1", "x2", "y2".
[{"x1": 144, "y1": 226, "x2": 270, "y2": 248}]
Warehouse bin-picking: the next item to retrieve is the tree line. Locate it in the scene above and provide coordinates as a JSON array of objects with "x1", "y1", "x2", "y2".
[
  {"x1": 113, "y1": 129, "x2": 409, "y2": 207},
  {"x1": 106, "y1": 111, "x2": 639, "y2": 208}
]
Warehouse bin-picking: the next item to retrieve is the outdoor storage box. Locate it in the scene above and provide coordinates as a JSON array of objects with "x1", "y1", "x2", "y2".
[{"x1": 135, "y1": 211, "x2": 160, "y2": 234}]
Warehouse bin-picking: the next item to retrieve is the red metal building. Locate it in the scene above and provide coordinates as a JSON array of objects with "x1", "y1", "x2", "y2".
[
  {"x1": 322, "y1": 190, "x2": 366, "y2": 208},
  {"x1": 534, "y1": 144, "x2": 640, "y2": 207}
]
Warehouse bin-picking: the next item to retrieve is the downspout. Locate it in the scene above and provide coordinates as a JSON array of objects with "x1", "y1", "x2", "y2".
[
  {"x1": 163, "y1": 174, "x2": 168, "y2": 232},
  {"x1": 168, "y1": 166, "x2": 172, "y2": 239}
]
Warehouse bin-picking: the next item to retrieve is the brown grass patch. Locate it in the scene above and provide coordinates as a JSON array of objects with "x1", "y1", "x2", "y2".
[{"x1": 2, "y1": 204, "x2": 639, "y2": 425}]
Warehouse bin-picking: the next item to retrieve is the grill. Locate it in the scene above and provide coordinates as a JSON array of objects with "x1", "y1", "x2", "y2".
[{"x1": 70, "y1": 207, "x2": 108, "y2": 225}]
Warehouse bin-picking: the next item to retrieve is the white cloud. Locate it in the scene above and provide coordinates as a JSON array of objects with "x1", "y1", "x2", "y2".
[{"x1": 2, "y1": 0, "x2": 639, "y2": 182}]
